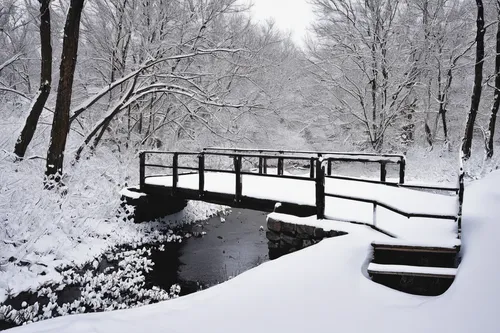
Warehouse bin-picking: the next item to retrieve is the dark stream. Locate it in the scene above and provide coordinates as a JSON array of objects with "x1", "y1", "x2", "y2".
[
  {"x1": 146, "y1": 208, "x2": 269, "y2": 295},
  {"x1": 0, "y1": 208, "x2": 269, "y2": 330}
]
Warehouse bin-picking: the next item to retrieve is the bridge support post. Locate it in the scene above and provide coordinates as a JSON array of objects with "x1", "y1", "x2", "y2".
[
  {"x1": 139, "y1": 151, "x2": 145, "y2": 190},
  {"x1": 172, "y1": 153, "x2": 178, "y2": 195},
  {"x1": 198, "y1": 153, "x2": 205, "y2": 197},
  {"x1": 380, "y1": 162, "x2": 387, "y2": 182},
  {"x1": 399, "y1": 158, "x2": 406, "y2": 184},
  {"x1": 310, "y1": 157, "x2": 315, "y2": 179},
  {"x1": 315, "y1": 159, "x2": 325, "y2": 219},
  {"x1": 234, "y1": 155, "x2": 242, "y2": 203}
]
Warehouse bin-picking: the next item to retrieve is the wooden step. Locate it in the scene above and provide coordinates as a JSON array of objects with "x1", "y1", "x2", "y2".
[
  {"x1": 368, "y1": 262, "x2": 457, "y2": 296},
  {"x1": 368, "y1": 263, "x2": 457, "y2": 279},
  {"x1": 371, "y1": 239, "x2": 460, "y2": 268},
  {"x1": 371, "y1": 239, "x2": 461, "y2": 253}
]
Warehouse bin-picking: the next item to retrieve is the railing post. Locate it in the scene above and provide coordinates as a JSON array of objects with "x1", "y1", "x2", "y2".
[
  {"x1": 372, "y1": 203, "x2": 377, "y2": 227},
  {"x1": 172, "y1": 153, "x2": 178, "y2": 195},
  {"x1": 139, "y1": 151, "x2": 145, "y2": 190},
  {"x1": 235, "y1": 155, "x2": 242, "y2": 203},
  {"x1": 310, "y1": 157, "x2": 315, "y2": 179},
  {"x1": 278, "y1": 157, "x2": 284, "y2": 176},
  {"x1": 263, "y1": 157, "x2": 267, "y2": 174},
  {"x1": 315, "y1": 159, "x2": 325, "y2": 219},
  {"x1": 327, "y1": 159, "x2": 332, "y2": 176},
  {"x1": 380, "y1": 162, "x2": 387, "y2": 182},
  {"x1": 399, "y1": 157, "x2": 406, "y2": 184},
  {"x1": 258, "y1": 157, "x2": 263, "y2": 174},
  {"x1": 198, "y1": 153, "x2": 205, "y2": 197},
  {"x1": 457, "y1": 167, "x2": 465, "y2": 236}
]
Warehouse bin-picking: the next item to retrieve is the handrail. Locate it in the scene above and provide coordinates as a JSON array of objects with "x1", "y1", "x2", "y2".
[
  {"x1": 203, "y1": 147, "x2": 406, "y2": 183},
  {"x1": 325, "y1": 174, "x2": 459, "y2": 193},
  {"x1": 203, "y1": 147, "x2": 405, "y2": 159},
  {"x1": 324, "y1": 192, "x2": 457, "y2": 221},
  {"x1": 141, "y1": 149, "x2": 405, "y2": 183}
]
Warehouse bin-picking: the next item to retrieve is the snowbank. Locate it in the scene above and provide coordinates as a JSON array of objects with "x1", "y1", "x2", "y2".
[
  {"x1": 7, "y1": 170, "x2": 500, "y2": 332},
  {"x1": 0, "y1": 149, "x2": 228, "y2": 304}
]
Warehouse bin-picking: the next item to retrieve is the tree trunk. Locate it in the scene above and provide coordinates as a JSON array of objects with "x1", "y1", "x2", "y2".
[
  {"x1": 486, "y1": 0, "x2": 500, "y2": 158},
  {"x1": 462, "y1": 0, "x2": 485, "y2": 160},
  {"x1": 14, "y1": 0, "x2": 52, "y2": 158},
  {"x1": 45, "y1": 0, "x2": 85, "y2": 182}
]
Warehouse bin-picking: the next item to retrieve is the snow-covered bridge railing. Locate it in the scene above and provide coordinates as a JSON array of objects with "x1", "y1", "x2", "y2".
[
  {"x1": 203, "y1": 147, "x2": 407, "y2": 184},
  {"x1": 138, "y1": 149, "x2": 463, "y2": 238}
]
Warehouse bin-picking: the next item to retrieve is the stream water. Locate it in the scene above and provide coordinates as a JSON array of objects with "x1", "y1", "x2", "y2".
[{"x1": 0, "y1": 208, "x2": 269, "y2": 330}]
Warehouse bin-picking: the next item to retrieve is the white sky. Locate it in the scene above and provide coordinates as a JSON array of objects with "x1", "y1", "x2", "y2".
[{"x1": 245, "y1": 0, "x2": 315, "y2": 46}]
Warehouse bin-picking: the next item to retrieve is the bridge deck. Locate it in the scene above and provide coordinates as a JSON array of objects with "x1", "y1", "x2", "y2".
[{"x1": 145, "y1": 172, "x2": 458, "y2": 243}]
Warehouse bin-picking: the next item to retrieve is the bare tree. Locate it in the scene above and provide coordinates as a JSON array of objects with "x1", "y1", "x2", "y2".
[
  {"x1": 14, "y1": 0, "x2": 52, "y2": 159},
  {"x1": 308, "y1": 0, "x2": 419, "y2": 151},
  {"x1": 486, "y1": 0, "x2": 500, "y2": 158},
  {"x1": 45, "y1": 0, "x2": 85, "y2": 182},
  {"x1": 462, "y1": 0, "x2": 485, "y2": 160}
]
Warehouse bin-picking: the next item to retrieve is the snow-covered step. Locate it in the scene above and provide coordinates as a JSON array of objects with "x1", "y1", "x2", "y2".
[
  {"x1": 371, "y1": 239, "x2": 460, "y2": 269},
  {"x1": 371, "y1": 239, "x2": 461, "y2": 253},
  {"x1": 368, "y1": 263, "x2": 457, "y2": 279}
]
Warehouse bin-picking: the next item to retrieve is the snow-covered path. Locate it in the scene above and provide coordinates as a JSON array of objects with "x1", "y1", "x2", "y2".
[
  {"x1": 9, "y1": 171, "x2": 500, "y2": 333},
  {"x1": 146, "y1": 172, "x2": 459, "y2": 242}
]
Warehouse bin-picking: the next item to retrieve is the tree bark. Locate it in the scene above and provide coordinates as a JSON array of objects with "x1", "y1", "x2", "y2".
[
  {"x1": 45, "y1": 0, "x2": 85, "y2": 182},
  {"x1": 486, "y1": 0, "x2": 500, "y2": 158},
  {"x1": 462, "y1": 0, "x2": 485, "y2": 160},
  {"x1": 14, "y1": 0, "x2": 52, "y2": 158}
]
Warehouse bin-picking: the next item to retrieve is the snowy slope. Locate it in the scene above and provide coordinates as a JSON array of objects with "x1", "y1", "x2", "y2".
[{"x1": 7, "y1": 170, "x2": 500, "y2": 333}]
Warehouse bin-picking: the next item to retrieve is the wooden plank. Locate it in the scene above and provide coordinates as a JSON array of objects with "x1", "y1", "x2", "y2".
[
  {"x1": 372, "y1": 239, "x2": 461, "y2": 252},
  {"x1": 368, "y1": 263, "x2": 457, "y2": 279},
  {"x1": 372, "y1": 244, "x2": 460, "y2": 254}
]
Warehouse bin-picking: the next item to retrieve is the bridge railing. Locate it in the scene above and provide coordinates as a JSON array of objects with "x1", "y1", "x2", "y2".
[
  {"x1": 204, "y1": 147, "x2": 406, "y2": 184},
  {"x1": 139, "y1": 149, "x2": 462, "y2": 238},
  {"x1": 140, "y1": 150, "x2": 320, "y2": 202}
]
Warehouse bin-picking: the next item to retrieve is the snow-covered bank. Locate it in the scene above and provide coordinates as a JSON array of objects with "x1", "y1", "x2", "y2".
[
  {"x1": 7, "y1": 170, "x2": 499, "y2": 332},
  {"x1": 0, "y1": 149, "x2": 228, "y2": 303}
]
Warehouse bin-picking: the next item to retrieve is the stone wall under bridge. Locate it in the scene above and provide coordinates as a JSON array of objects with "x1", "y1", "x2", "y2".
[{"x1": 266, "y1": 215, "x2": 347, "y2": 259}]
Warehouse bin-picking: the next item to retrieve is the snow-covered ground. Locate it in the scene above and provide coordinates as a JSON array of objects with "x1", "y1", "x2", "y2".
[
  {"x1": 0, "y1": 149, "x2": 228, "y2": 304},
  {"x1": 6, "y1": 169, "x2": 500, "y2": 332}
]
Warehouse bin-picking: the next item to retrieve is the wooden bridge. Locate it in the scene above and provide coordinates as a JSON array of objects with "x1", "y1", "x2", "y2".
[
  {"x1": 139, "y1": 147, "x2": 462, "y2": 240},
  {"x1": 135, "y1": 147, "x2": 464, "y2": 296}
]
